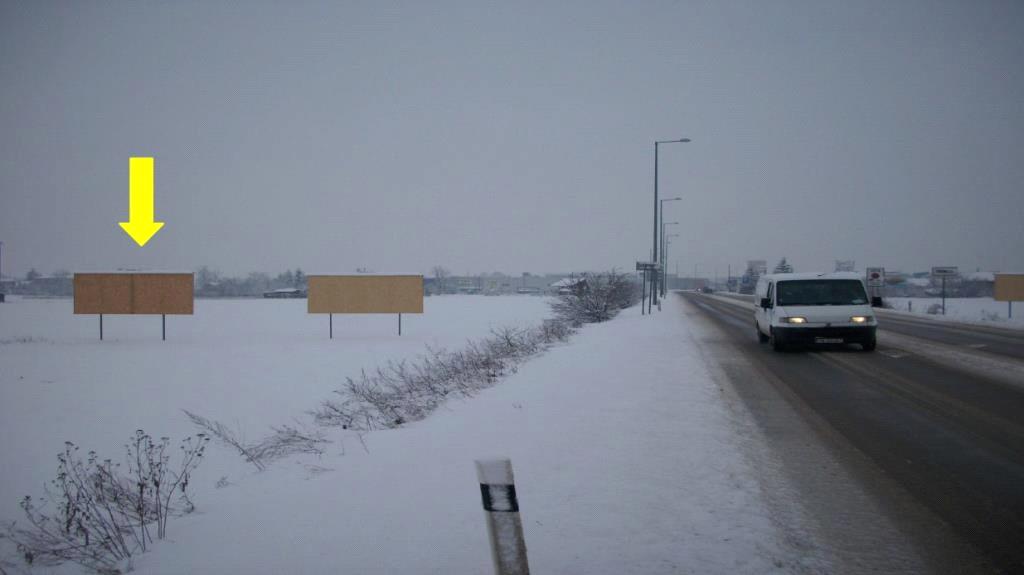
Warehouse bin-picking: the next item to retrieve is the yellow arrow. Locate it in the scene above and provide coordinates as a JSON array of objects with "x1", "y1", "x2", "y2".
[{"x1": 119, "y1": 157, "x2": 165, "y2": 246}]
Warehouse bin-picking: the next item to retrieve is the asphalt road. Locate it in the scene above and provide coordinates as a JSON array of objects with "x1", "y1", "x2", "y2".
[
  {"x1": 874, "y1": 310, "x2": 1024, "y2": 361},
  {"x1": 717, "y1": 291, "x2": 1024, "y2": 361},
  {"x1": 681, "y1": 291, "x2": 1024, "y2": 574}
]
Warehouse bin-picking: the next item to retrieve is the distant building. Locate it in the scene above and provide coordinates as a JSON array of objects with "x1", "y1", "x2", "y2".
[
  {"x1": 262, "y1": 286, "x2": 305, "y2": 300},
  {"x1": 9, "y1": 275, "x2": 73, "y2": 297},
  {"x1": 739, "y1": 260, "x2": 767, "y2": 294},
  {"x1": 456, "y1": 277, "x2": 482, "y2": 294},
  {"x1": 550, "y1": 277, "x2": 587, "y2": 296},
  {"x1": 835, "y1": 260, "x2": 856, "y2": 272},
  {"x1": 960, "y1": 272, "x2": 994, "y2": 297}
]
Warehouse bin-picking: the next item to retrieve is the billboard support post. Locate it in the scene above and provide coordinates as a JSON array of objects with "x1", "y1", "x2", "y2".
[
  {"x1": 398, "y1": 313, "x2": 402, "y2": 336},
  {"x1": 329, "y1": 313, "x2": 333, "y2": 339},
  {"x1": 99, "y1": 314, "x2": 103, "y2": 341},
  {"x1": 162, "y1": 314, "x2": 166, "y2": 341}
]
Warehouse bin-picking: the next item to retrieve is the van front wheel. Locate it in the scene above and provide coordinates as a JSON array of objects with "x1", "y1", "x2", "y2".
[
  {"x1": 770, "y1": 328, "x2": 786, "y2": 352},
  {"x1": 861, "y1": 336, "x2": 877, "y2": 352}
]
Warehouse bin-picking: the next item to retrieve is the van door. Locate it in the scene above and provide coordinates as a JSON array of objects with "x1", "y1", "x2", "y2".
[
  {"x1": 754, "y1": 279, "x2": 766, "y2": 328},
  {"x1": 765, "y1": 281, "x2": 775, "y2": 327}
]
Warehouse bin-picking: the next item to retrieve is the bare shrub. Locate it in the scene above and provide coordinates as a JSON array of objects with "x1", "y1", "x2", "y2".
[
  {"x1": 183, "y1": 411, "x2": 266, "y2": 471},
  {"x1": 313, "y1": 319, "x2": 575, "y2": 431},
  {"x1": 549, "y1": 270, "x2": 638, "y2": 326},
  {"x1": 539, "y1": 318, "x2": 574, "y2": 343},
  {"x1": 248, "y1": 424, "x2": 329, "y2": 463},
  {"x1": 183, "y1": 411, "x2": 328, "y2": 471},
  {"x1": 4, "y1": 432, "x2": 207, "y2": 574}
]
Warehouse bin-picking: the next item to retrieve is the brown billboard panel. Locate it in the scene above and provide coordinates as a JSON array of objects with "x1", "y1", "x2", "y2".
[
  {"x1": 308, "y1": 275, "x2": 423, "y2": 314},
  {"x1": 74, "y1": 274, "x2": 133, "y2": 314},
  {"x1": 74, "y1": 273, "x2": 194, "y2": 315},
  {"x1": 132, "y1": 274, "x2": 194, "y2": 314},
  {"x1": 994, "y1": 274, "x2": 1024, "y2": 302}
]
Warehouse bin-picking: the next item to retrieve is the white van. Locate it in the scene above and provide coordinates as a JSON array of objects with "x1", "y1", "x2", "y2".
[{"x1": 754, "y1": 272, "x2": 877, "y2": 351}]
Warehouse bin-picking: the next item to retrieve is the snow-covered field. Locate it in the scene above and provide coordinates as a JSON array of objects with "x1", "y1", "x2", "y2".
[
  {"x1": 0, "y1": 297, "x2": 549, "y2": 534},
  {"x1": 1, "y1": 295, "x2": 791, "y2": 574},
  {"x1": 884, "y1": 297, "x2": 1023, "y2": 328}
]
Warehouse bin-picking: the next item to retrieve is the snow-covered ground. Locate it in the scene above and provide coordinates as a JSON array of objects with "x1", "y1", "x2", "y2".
[
  {"x1": 0, "y1": 296, "x2": 548, "y2": 530},
  {"x1": 1, "y1": 295, "x2": 793, "y2": 573},
  {"x1": 884, "y1": 297, "x2": 1023, "y2": 329}
]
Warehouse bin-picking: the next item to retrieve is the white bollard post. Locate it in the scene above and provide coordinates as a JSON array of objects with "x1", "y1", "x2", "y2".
[{"x1": 475, "y1": 459, "x2": 530, "y2": 575}]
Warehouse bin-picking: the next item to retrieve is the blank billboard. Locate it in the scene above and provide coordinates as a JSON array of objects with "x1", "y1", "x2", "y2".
[
  {"x1": 74, "y1": 273, "x2": 194, "y2": 315},
  {"x1": 994, "y1": 274, "x2": 1024, "y2": 302},
  {"x1": 308, "y1": 275, "x2": 423, "y2": 314}
]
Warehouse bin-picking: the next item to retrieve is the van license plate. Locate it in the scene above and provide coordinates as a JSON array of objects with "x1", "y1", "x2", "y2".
[{"x1": 815, "y1": 337, "x2": 844, "y2": 344}]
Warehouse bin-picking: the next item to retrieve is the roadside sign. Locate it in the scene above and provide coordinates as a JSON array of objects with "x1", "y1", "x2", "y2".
[
  {"x1": 866, "y1": 267, "x2": 884, "y2": 287},
  {"x1": 636, "y1": 261, "x2": 659, "y2": 271},
  {"x1": 931, "y1": 266, "x2": 958, "y2": 315},
  {"x1": 994, "y1": 274, "x2": 1024, "y2": 319},
  {"x1": 994, "y1": 274, "x2": 1024, "y2": 302}
]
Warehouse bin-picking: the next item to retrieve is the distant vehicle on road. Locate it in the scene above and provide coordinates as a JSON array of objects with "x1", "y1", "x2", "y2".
[
  {"x1": 699, "y1": 286, "x2": 714, "y2": 294},
  {"x1": 754, "y1": 272, "x2": 876, "y2": 352}
]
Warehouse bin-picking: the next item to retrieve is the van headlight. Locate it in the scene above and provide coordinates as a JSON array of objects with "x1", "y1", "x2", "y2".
[
  {"x1": 850, "y1": 316, "x2": 870, "y2": 324},
  {"x1": 781, "y1": 317, "x2": 807, "y2": 324}
]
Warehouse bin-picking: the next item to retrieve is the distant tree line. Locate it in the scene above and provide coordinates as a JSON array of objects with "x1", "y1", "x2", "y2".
[{"x1": 195, "y1": 266, "x2": 306, "y2": 297}]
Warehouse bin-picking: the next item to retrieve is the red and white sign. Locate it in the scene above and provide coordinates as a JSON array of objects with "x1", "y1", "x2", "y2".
[{"x1": 866, "y1": 267, "x2": 884, "y2": 288}]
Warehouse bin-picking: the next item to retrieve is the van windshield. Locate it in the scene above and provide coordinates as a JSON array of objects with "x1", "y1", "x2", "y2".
[{"x1": 776, "y1": 279, "x2": 868, "y2": 306}]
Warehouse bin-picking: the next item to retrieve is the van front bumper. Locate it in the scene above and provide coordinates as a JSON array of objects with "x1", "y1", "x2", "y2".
[{"x1": 774, "y1": 325, "x2": 876, "y2": 345}]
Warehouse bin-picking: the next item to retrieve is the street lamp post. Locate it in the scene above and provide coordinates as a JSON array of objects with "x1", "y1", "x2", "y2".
[
  {"x1": 659, "y1": 197, "x2": 681, "y2": 300},
  {"x1": 653, "y1": 138, "x2": 690, "y2": 311},
  {"x1": 665, "y1": 234, "x2": 679, "y2": 294},
  {"x1": 660, "y1": 220, "x2": 679, "y2": 297}
]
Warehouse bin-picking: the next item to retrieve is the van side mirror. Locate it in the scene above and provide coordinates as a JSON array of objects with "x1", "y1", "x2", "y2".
[
  {"x1": 871, "y1": 296, "x2": 883, "y2": 308},
  {"x1": 760, "y1": 297, "x2": 772, "y2": 309}
]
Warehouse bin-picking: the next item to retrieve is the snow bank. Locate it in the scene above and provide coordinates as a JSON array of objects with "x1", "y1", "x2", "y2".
[
  {"x1": 135, "y1": 297, "x2": 787, "y2": 574},
  {"x1": 884, "y1": 297, "x2": 1023, "y2": 329}
]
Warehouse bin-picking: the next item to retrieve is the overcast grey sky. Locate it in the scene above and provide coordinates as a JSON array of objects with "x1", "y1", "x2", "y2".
[{"x1": 2, "y1": 0, "x2": 1022, "y2": 278}]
